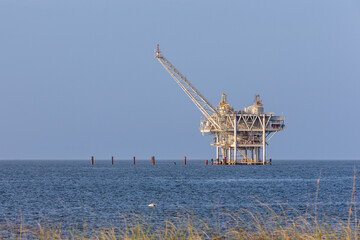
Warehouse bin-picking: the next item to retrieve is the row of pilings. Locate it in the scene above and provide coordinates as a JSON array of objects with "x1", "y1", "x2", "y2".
[{"x1": 90, "y1": 156, "x2": 213, "y2": 165}]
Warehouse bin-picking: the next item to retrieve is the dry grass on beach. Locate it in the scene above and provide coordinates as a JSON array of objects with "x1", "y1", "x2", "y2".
[
  {"x1": 2, "y1": 208, "x2": 360, "y2": 240},
  {"x1": 4, "y1": 201, "x2": 360, "y2": 240}
]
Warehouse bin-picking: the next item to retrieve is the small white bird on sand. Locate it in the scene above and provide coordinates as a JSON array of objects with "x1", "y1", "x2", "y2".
[{"x1": 148, "y1": 203, "x2": 157, "y2": 207}]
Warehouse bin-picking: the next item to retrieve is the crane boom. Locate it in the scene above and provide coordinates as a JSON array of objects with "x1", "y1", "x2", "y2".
[{"x1": 155, "y1": 45, "x2": 221, "y2": 130}]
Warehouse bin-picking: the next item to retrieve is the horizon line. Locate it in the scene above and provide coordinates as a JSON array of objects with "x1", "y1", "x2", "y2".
[{"x1": 0, "y1": 159, "x2": 359, "y2": 161}]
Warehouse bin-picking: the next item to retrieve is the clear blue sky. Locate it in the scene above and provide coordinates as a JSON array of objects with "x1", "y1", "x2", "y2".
[{"x1": 0, "y1": 0, "x2": 359, "y2": 160}]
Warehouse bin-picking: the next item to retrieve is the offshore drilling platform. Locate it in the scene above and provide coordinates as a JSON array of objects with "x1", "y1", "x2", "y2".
[{"x1": 155, "y1": 45, "x2": 285, "y2": 165}]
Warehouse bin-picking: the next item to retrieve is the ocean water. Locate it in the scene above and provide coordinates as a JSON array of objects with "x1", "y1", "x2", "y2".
[{"x1": 0, "y1": 160, "x2": 359, "y2": 229}]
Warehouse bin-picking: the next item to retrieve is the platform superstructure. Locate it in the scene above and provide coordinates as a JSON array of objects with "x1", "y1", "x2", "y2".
[{"x1": 155, "y1": 45, "x2": 285, "y2": 165}]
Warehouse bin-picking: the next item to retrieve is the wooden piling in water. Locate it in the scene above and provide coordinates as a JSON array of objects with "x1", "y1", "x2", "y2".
[
  {"x1": 91, "y1": 156, "x2": 94, "y2": 165},
  {"x1": 184, "y1": 156, "x2": 187, "y2": 165},
  {"x1": 205, "y1": 160, "x2": 208, "y2": 165},
  {"x1": 133, "y1": 156, "x2": 136, "y2": 165},
  {"x1": 152, "y1": 156, "x2": 155, "y2": 165},
  {"x1": 111, "y1": 156, "x2": 114, "y2": 165}
]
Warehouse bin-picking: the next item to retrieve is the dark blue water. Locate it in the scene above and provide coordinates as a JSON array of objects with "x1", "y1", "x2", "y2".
[{"x1": 0, "y1": 160, "x2": 359, "y2": 228}]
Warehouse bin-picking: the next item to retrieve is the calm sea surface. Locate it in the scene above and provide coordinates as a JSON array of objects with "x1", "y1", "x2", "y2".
[{"x1": 0, "y1": 160, "x2": 359, "y2": 228}]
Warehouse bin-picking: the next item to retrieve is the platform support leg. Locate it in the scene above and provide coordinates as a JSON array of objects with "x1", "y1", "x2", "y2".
[
  {"x1": 233, "y1": 117, "x2": 237, "y2": 163},
  {"x1": 216, "y1": 134, "x2": 219, "y2": 161},
  {"x1": 262, "y1": 114, "x2": 266, "y2": 165}
]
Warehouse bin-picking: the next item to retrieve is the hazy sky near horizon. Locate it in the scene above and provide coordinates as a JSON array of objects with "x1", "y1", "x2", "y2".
[{"x1": 0, "y1": 0, "x2": 359, "y2": 160}]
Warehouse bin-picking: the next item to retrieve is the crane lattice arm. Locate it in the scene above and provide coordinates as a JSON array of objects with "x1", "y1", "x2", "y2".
[{"x1": 155, "y1": 45, "x2": 221, "y2": 130}]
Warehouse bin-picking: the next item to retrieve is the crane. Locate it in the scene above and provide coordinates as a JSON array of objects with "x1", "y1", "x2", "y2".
[
  {"x1": 155, "y1": 45, "x2": 221, "y2": 130},
  {"x1": 155, "y1": 45, "x2": 285, "y2": 165}
]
